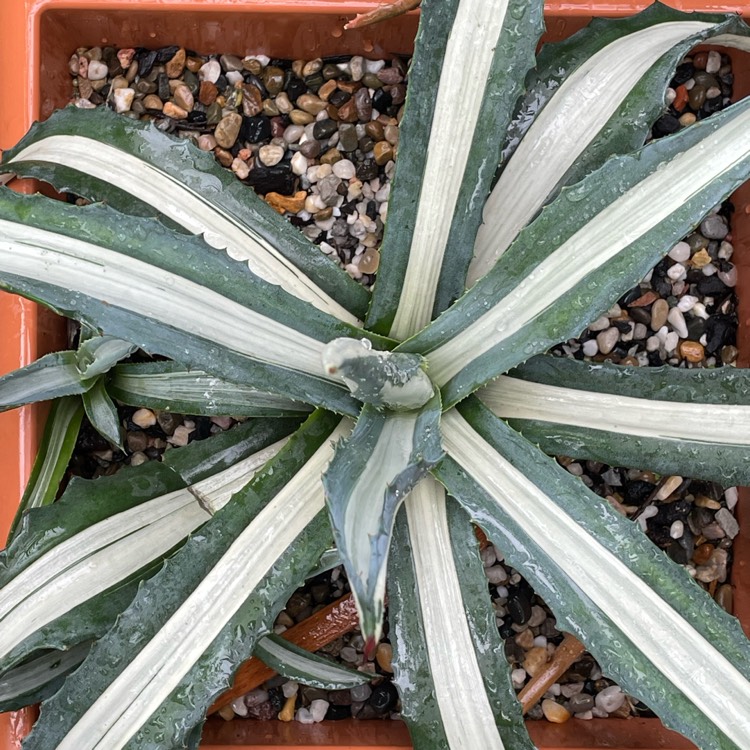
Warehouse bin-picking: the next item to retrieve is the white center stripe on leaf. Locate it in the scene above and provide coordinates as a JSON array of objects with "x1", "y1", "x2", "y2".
[
  {"x1": 0, "y1": 443, "x2": 285, "y2": 661},
  {"x1": 9, "y1": 137, "x2": 359, "y2": 324},
  {"x1": 56, "y1": 420, "x2": 351, "y2": 750},
  {"x1": 427, "y1": 104, "x2": 750, "y2": 385},
  {"x1": 481, "y1": 376, "x2": 750, "y2": 445},
  {"x1": 468, "y1": 21, "x2": 713, "y2": 284},
  {"x1": 389, "y1": 0, "x2": 509, "y2": 340},
  {"x1": 443, "y1": 410, "x2": 750, "y2": 748},
  {"x1": 406, "y1": 478, "x2": 504, "y2": 750},
  {"x1": 344, "y1": 412, "x2": 418, "y2": 618},
  {"x1": 0, "y1": 221, "x2": 332, "y2": 380}
]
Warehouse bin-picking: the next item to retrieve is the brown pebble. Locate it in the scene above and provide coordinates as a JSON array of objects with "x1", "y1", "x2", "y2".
[
  {"x1": 628, "y1": 289, "x2": 658, "y2": 308},
  {"x1": 166, "y1": 48, "x2": 186, "y2": 78},
  {"x1": 162, "y1": 101, "x2": 188, "y2": 120},
  {"x1": 542, "y1": 699, "x2": 571, "y2": 724},
  {"x1": 143, "y1": 94, "x2": 163, "y2": 111},
  {"x1": 117, "y1": 48, "x2": 136, "y2": 70},
  {"x1": 172, "y1": 84, "x2": 194, "y2": 112},
  {"x1": 376, "y1": 642, "x2": 393, "y2": 673},
  {"x1": 679, "y1": 340, "x2": 705, "y2": 363},
  {"x1": 679, "y1": 112, "x2": 697, "y2": 127},
  {"x1": 359, "y1": 248, "x2": 381, "y2": 274},
  {"x1": 337, "y1": 80, "x2": 362, "y2": 94},
  {"x1": 186, "y1": 55, "x2": 204, "y2": 73},
  {"x1": 314, "y1": 207, "x2": 334, "y2": 221},
  {"x1": 693, "y1": 543, "x2": 714, "y2": 566},
  {"x1": 218, "y1": 704, "x2": 235, "y2": 721},
  {"x1": 198, "y1": 81, "x2": 219, "y2": 107},
  {"x1": 132, "y1": 408, "x2": 157, "y2": 428},
  {"x1": 289, "y1": 109, "x2": 315, "y2": 125},
  {"x1": 198, "y1": 134, "x2": 217, "y2": 151},
  {"x1": 523, "y1": 646, "x2": 548, "y2": 677},
  {"x1": 514, "y1": 629, "x2": 535, "y2": 650},
  {"x1": 655, "y1": 475, "x2": 682, "y2": 501},
  {"x1": 214, "y1": 113, "x2": 243, "y2": 148},
  {"x1": 721, "y1": 345, "x2": 738, "y2": 364},
  {"x1": 695, "y1": 495, "x2": 721, "y2": 510},
  {"x1": 374, "y1": 141, "x2": 394, "y2": 166},
  {"x1": 693, "y1": 51, "x2": 708, "y2": 70},
  {"x1": 318, "y1": 79, "x2": 338, "y2": 101},
  {"x1": 715, "y1": 583, "x2": 733, "y2": 613},
  {"x1": 650, "y1": 298, "x2": 669, "y2": 330},
  {"x1": 320, "y1": 148, "x2": 342, "y2": 165},
  {"x1": 241, "y1": 84, "x2": 262, "y2": 116},
  {"x1": 265, "y1": 191, "x2": 307, "y2": 215},
  {"x1": 337, "y1": 99, "x2": 359, "y2": 123},
  {"x1": 214, "y1": 147, "x2": 234, "y2": 168},
  {"x1": 365, "y1": 121, "x2": 385, "y2": 141},
  {"x1": 297, "y1": 93, "x2": 328, "y2": 115}
]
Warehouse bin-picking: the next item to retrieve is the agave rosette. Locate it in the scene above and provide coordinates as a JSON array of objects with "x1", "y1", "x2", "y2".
[{"x1": 0, "y1": 1, "x2": 749, "y2": 747}]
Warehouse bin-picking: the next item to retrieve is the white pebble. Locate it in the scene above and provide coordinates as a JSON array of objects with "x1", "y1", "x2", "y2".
[
  {"x1": 86, "y1": 60, "x2": 108, "y2": 80},
  {"x1": 246, "y1": 54, "x2": 270, "y2": 66},
  {"x1": 485, "y1": 565, "x2": 508, "y2": 585},
  {"x1": 226, "y1": 70, "x2": 243, "y2": 85},
  {"x1": 667, "y1": 263, "x2": 686, "y2": 281},
  {"x1": 669, "y1": 520, "x2": 684, "y2": 539},
  {"x1": 718, "y1": 241, "x2": 734, "y2": 260},
  {"x1": 677, "y1": 295, "x2": 698, "y2": 313},
  {"x1": 668, "y1": 241, "x2": 690, "y2": 262},
  {"x1": 511, "y1": 668, "x2": 527, "y2": 688},
  {"x1": 533, "y1": 635, "x2": 547, "y2": 648},
  {"x1": 637, "y1": 505, "x2": 658, "y2": 532},
  {"x1": 633, "y1": 323, "x2": 648, "y2": 339},
  {"x1": 333, "y1": 159, "x2": 356, "y2": 180},
  {"x1": 576, "y1": 710, "x2": 594, "y2": 720},
  {"x1": 646, "y1": 336, "x2": 661, "y2": 353},
  {"x1": 283, "y1": 124, "x2": 304, "y2": 143},
  {"x1": 692, "y1": 302, "x2": 709, "y2": 320},
  {"x1": 258, "y1": 144, "x2": 284, "y2": 167},
  {"x1": 291, "y1": 151, "x2": 308, "y2": 176},
  {"x1": 296, "y1": 707, "x2": 315, "y2": 724},
  {"x1": 702, "y1": 263, "x2": 717, "y2": 276},
  {"x1": 667, "y1": 307, "x2": 688, "y2": 338},
  {"x1": 706, "y1": 50, "x2": 721, "y2": 74},
  {"x1": 231, "y1": 697, "x2": 249, "y2": 717},
  {"x1": 480, "y1": 545, "x2": 496, "y2": 567},
  {"x1": 665, "y1": 331, "x2": 679, "y2": 353},
  {"x1": 113, "y1": 87, "x2": 135, "y2": 113},
  {"x1": 588, "y1": 315, "x2": 610, "y2": 331},
  {"x1": 282, "y1": 681, "x2": 299, "y2": 698},
  {"x1": 198, "y1": 59, "x2": 221, "y2": 83},
  {"x1": 309, "y1": 699, "x2": 329, "y2": 723},
  {"x1": 582, "y1": 339, "x2": 598, "y2": 357},
  {"x1": 725, "y1": 487, "x2": 739, "y2": 510},
  {"x1": 365, "y1": 58, "x2": 386, "y2": 74},
  {"x1": 596, "y1": 327, "x2": 619, "y2": 355},
  {"x1": 665, "y1": 87, "x2": 676, "y2": 104},
  {"x1": 595, "y1": 685, "x2": 625, "y2": 713}
]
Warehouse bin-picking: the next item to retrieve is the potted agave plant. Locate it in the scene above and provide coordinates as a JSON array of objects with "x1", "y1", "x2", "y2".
[{"x1": 2, "y1": 0, "x2": 750, "y2": 748}]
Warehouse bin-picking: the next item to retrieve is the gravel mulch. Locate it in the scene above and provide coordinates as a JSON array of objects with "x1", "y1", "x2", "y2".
[{"x1": 65, "y1": 44, "x2": 740, "y2": 726}]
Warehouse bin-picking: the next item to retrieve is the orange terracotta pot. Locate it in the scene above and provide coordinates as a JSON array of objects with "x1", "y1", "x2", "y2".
[{"x1": 1, "y1": 1, "x2": 750, "y2": 748}]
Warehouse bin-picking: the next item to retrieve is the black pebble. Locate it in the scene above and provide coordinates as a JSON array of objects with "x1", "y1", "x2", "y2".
[
  {"x1": 157, "y1": 73, "x2": 170, "y2": 101},
  {"x1": 372, "y1": 88, "x2": 393, "y2": 112},
  {"x1": 241, "y1": 115, "x2": 272, "y2": 143},
  {"x1": 136, "y1": 49, "x2": 158, "y2": 78},
  {"x1": 696, "y1": 275, "x2": 729, "y2": 297},
  {"x1": 507, "y1": 593, "x2": 532, "y2": 625},
  {"x1": 623, "y1": 479, "x2": 655, "y2": 505},
  {"x1": 672, "y1": 62, "x2": 695, "y2": 86},
  {"x1": 369, "y1": 683, "x2": 398, "y2": 715},
  {"x1": 325, "y1": 704, "x2": 352, "y2": 720},
  {"x1": 155, "y1": 45, "x2": 180, "y2": 63},
  {"x1": 357, "y1": 160, "x2": 379, "y2": 181},
  {"x1": 285, "y1": 75, "x2": 306, "y2": 103},
  {"x1": 246, "y1": 165, "x2": 295, "y2": 195},
  {"x1": 652, "y1": 114, "x2": 681, "y2": 138},
  {"x1": 704, "y1": 313, "x2": 736, "y2": 353},
  {"x1": 313, "y1": 119, "x2": 338, "y2": 140}
]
